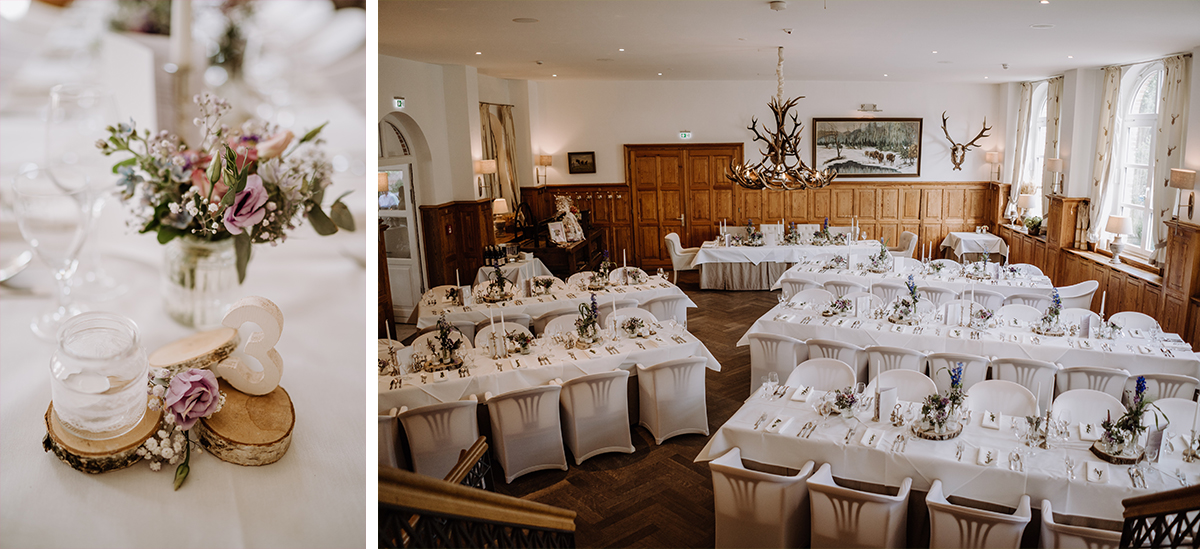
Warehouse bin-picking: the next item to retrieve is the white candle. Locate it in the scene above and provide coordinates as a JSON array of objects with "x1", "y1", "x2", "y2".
[
  {"x1": 385, "y1": 319, "x2": 390, "y2": 340},
  {"x1": 169, "y1": 1, "x2": 192, "y2": 69},
  {"x1": 623, "y1": 250, "x2": 627, "y2": 270},
  {"x1": 489, "y1": 305, "x2": 494, "y2": 327},
  {"x1": 1192, "y1": 397, "x2": 1199, "y2": 433},
  {"x1": 1100, "y1": 291, "x2": 1106, "y2": 319},
  {"x1": 1036, "y1": 382, "x2": 1042, "y2": 412},
  {"x1": 456, "y1": 269, "x2": 460, "y2": 288},
  {"x1": 499, "y1": 307, "x2": 505, "y2": 327}
]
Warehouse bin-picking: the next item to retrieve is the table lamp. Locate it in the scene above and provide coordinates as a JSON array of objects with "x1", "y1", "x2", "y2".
[
  {"x1": 1169, "y1": 168, "x2": 1196, "y2": 219},
  {"x1": 1045, "y1": 158, "x2": 1063, "y2": 195},
  {"x1": 536, "y1": 155, "x2": 552, "y2": 186},
  {"x1": 492, "y1": 197, "x2": 510, "y2": 216},
  {"x1": 1017, "y1": 194, "x2": 1036, "y2": 224},
  {"x1": 1106, "y1": 215, "x2": 1133, "y2": 264}
]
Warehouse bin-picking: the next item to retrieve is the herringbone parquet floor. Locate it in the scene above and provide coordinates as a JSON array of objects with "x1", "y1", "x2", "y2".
[{"x1": 492, "y1": 272, "x2": 777, "y2": 548}]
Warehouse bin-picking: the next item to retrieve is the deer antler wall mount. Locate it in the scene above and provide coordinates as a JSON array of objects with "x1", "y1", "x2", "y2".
[{"x1": 941, "y1": 111, "x2": 991, "y2": 171}]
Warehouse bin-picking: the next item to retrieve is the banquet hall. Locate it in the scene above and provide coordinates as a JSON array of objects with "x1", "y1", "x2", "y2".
[{"x1": 378, "y1": 1, "x2": 1200, "y2": 547}]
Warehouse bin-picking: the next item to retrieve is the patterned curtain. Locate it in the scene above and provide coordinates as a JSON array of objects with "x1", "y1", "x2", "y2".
[
  {"x1": 479, "y1": 103, "x2": 497, "y2": 198},
  {"x1": 1150, "y1": 54, "x2": 1192, "y2": 265},
  {"x1": 498, "y1": 105, "x2": 521, "y2": 208},
  {"x1": 1006, "y1": 82, "x2": 1033, "y2": 218},
  {"x1": 1041, "y1": 76, "x2": 1064, "y2": 211},
  {"x1": 1087, "y1": 66, "x2": 1125, "y2": 243}
]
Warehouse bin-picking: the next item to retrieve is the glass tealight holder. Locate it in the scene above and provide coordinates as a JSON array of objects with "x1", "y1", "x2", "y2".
[{"x1": 50, "y1": 312, "x2": 148, "y2": 440}]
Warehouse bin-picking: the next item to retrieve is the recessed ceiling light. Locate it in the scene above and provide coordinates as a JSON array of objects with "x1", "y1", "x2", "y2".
[
  {"x1": 1031, "y1": 24, "x2": 1054, "y2": 29},
  {"x1": 1040, "y1": 0, "x2": 1049, "y2": 4},
  {"x1": 658, "y1": 72, "x2": 663, "y2": 76},
  {"x1": 475, "y1": 51, "x2": 482, "y2": 55},
  {"x1": 984, "y1": 76, "x2": 989, "y2": 79},
  {"x1": 883, "y1": 74, "x2": 888, "y2": 77},
  {"x1": 932, "y1": 50, "x2": 938, "y2": 54},
  {"x1": 552, "y1": 74, "x2": 557, "y2": 77},
  {"x1": 619, "y1": 48, "x2": 625, "y2": 52},
  {"x1": 1068, "y1": 55, "x2": 1074, "y2": 59},
  {"x1": 512, "y1": 17, "x2": 538, "y2": 23}
]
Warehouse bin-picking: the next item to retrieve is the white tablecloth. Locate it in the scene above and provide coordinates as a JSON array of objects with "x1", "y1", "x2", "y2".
[
  {"x1": 696, "y1": 389, "x2": 1199, "y2": 521},
  {"x1": 691, "y1": 241, "x2": 881, "y2": 266},
  {"x1": 941, "y1": 232, "x2": 1009, "y2": 261},
  {"x1": 771, "y1": 262, "x2": 1056, "y2": 299},
  {"x1": 473, "y1": 258, "x2": 553, "y2": 288}
]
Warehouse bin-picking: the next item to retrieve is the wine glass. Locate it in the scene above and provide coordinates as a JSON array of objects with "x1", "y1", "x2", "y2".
[
  {"x1": 45, "y1": 83, "x2": 127, "y2": 301},
  {"x1": 12, "y1": 166, "x2": 93, "y2": 340}
]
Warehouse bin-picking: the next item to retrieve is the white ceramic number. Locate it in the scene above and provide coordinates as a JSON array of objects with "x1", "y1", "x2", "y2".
[{"x1": 216, "y1": 296, "x2": 284, "y2": 395}]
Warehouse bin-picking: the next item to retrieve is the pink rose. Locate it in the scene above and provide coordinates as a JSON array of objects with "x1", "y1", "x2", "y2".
[
  {"x1": 256, "y1": 130, "x2": 294, "y2": 159},
  {"x1": 223, "y1": 174, "x2": 269, "y2": 235},
  {"x1": 163, "y1": 369, "x2": 221, "y2": 430}
]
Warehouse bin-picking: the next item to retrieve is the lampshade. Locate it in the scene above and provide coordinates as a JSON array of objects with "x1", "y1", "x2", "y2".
[
  {"x1": 1045, "y1": 158, "x2": 1064, "y2": 173},
  {"x1": 377, "y1": 172, "x2": 388, "y2": 193},
  {"x1": 1017, "y1": 194, "x2": 1036, "y2": 208},
  {"x1": 492, "y1": 197, "x2": 509, "y2": 215},
  {"x1": 536, "y1": 154, "x2": 553, "y2": 167},
  {"x1": 985, "y1": 151, "x2": 999, "y2": 164},
  {"x1": 474, "y1": 159, "x2": 497, "y2": 175},
  {"x1": 1106, "y1": 215, "x2": 1133, "y2": 235},
  {"x1": 1170, "y1": 168, "x2": 1196, "y2": 190}
]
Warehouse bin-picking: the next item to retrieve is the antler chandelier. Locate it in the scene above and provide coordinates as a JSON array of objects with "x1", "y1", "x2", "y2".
[{"x1": 727, "y1": 47, "x2": 836, "y2": 191}]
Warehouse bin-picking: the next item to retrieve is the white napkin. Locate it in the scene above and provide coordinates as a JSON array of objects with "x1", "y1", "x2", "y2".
[
  {"x1": 861, "y1": 428, "x2": 883, "y2": 448},
  {"x1": 1079, "y1": 423, "x2": 1101, "y2": 441},
  {"x1": 1078, "y1": 339, "x2": 1094, "y2": 350},
  {"x1": 1131, "y1": 329, "x2": 1145, "y2": 338},
  {"x1": 1086, "y1": 462, "x2": 1109, "y2": 483},
  {"x1": 1138, "y1": 345, "x2": 1154, "y2": 355},
  {"x1": 949, "y1": 328, "x2": 963, "y2": 339},
  {"x1": 765, "y1": 416, "x2": 792, "y2": 434},
  {"x1": 977, "y1": 447, "x2": 999, "y2": 467},
  {"x1": 981, "y1": 410, "x2": 1001, "y2": 430},
  {"x1": 791, "y1": 386, "x2": 814, "y2": 402}
]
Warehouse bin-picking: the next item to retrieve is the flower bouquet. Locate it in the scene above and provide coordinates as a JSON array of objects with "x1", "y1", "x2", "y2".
[
  {"x1": 98, "y1": 93, "x2": 354, "y2": 328},
  {"x1": 139, "y1": 368, "x2": 226, "y2": 490},
  {"x1": 1096, "y1": 376, "x2": 1160, "y2": 462},
  {"x1": 1095, "y1": 319, "x2": 1123, "y2": 339},
  {"x1": 445, "y1": 286, "x2": 463, "y2": 306},
  {"x1": 507, "y1": 330, "x2": 534, "y2": 355},
  {"x1": 477, "y1": 265, "x2": 514, "y2": 303},
  {"x1": 1033, "y1": 289, "x2": 1065, "y2": 336},
  {"x1": 970, "y1": 306, "x2": 994, "y2": 330},
  {"x1": 822, "y1": 296, "x2": 852, "y2": 317},
  {"x1": 422, "y1": 314, "x2": 464, "y2": 370},
  {"x1": 811, "y1": 217, "x2": 841, "y2": 246},
  {"x1": 784, "y1": 222, "x2": 806, "y2": 245},
  {"x1": 744, "y1": 219, "x2": 764, "y2": 246},
  {"x1": 916, "y1": 363, "x2": 967, "y2": 438},
  {"x1": 888, "y1": 275, "x2": 922, "y2": 325},
  {"x1": 965, "y1": 258, "x2": 991, "y2": 280},
  {"x1": 532, "y1": 276, "x2": 556, "y2": 296},
  {"x1": 832, "y1": 386, "x2": 859, "y2": 418},
  {"x1": 620, "y1": 316, "x2": 654, "y2": 338},
  {"x1": 585, "y1": 272, "x2": 609, "y2": 291},
  {"x1": 821, "y1": 255, "x2": 849, "y2": 271},
  {"x1": 575, "y1": 294, "x2": 601, "y2": 347},
  {"x1": 867, "y1": 240, "x2": 892, "y2": 273}
]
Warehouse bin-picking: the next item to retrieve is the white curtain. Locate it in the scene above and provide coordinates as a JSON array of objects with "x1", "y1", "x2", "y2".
[
  {"x1": 1006, "y1": 82, "x2": 1033, "y2": 218},
  {"x1": 1087, "y1": 66, "x2": 1125, "y2": 243},
  {"x1": 1150, "y1": 54, "x2": 1191, "y2": 265},
  {"x1": 1041, "y1": 76, "x2": 1064, "y2": 211},
  {"x1": 480, "y1": 103, "x2": 497, "y2": 199},
  {"x1": 498, "y1": 105, "x2": 521, "y2": 208}
]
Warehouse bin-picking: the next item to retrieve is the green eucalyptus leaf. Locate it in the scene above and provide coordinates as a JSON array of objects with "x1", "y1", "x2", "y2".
[
  {"x1": 234, "y1": 232, "x2": 252, "y2": 284},
  {"x1": 111, "y1": 157, "x2": 136, "y2": 173},
  {"x1": 307, "y1": 205, "x2": 338, "y2": 236},
  {"x1": 330, "y1": 200, "x2": 355, "y2": 231},
  {"x1": 298, "y1": 122, "x2": 328, "y2": 145}
]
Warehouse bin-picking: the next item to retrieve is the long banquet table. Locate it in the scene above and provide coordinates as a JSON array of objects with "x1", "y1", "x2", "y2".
[
  {"x1": 691, "y1": 240, "x2": 881, "y2": 290},
  {"x1": 771, "y1": 261, "x2": 1056, "y2": 298},
  {"x1": 696, "y1": 388, "x2": 1200, "y2": 523}
]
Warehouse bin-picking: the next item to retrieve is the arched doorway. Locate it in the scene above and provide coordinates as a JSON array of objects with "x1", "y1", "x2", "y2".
[{"x1": 379, "y1": 112, "x2": 429, "y2": 320}]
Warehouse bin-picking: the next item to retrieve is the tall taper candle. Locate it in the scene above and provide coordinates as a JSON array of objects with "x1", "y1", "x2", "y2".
[
  {"x1": 456, "y1": 269, "x2": 460, "y2": 288},
  {"x1": 1100, "y1": 291, "x2": 1106, "y2": 319},
  {"x1": 169, "y1": 0, "x2": 192, "y2": 68}
]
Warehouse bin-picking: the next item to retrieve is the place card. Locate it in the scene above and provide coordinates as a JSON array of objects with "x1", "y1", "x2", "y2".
[
  {"x1": 977, "y1": 447, "x2": 999, "y2": 467},
  {"x1": 860, "y1": 428, "x2": 883, "y2": 448},
  {"x1": 1078, "y1": 339, "x2": 1094, "y2": 350},
  {"x1": 765, "y1": 416, "x2": 792, "y2": 434},
  {"x1": 981, "y1": 410, "x2": 1001, "y2": 430},
  {"x1": 1086, "y1": 462, "x2": 1108, "y2": 483},
  {"x1": 791, "y1": 386, "x2": 813, "y2": 402},
  {"x1": 1080, "y1": 423, "x2": 1101, "y2": 441}
]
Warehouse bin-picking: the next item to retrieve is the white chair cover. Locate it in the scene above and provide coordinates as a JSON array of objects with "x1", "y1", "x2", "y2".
[
  {"x1": 996, "y1": 303, "x2": 1044, "y2": 324},
  {"x1": 1057, "y1": 280, "x2": 1100, "y2": 310},
  {"x1": 544, "y1": 313, "x2": 582, "y2": 336},
  {"x1": 566, "y1": 271, "x2": 596, "y2": 288},
  {"x1": 1010, "y1": 263, "x2": 1044, "y2": 276},
  {"x1": 843, "y1": 291, "x2": 884, "y2": 316},
  {"x1": 825, "y1": 280, "x2": 869, "y2": 298},
  {"x1": 710, "y1": 447, "x2": 815, "y2": 549},
  {"x1": 602, "y1": 306, "x2": 658, "y2": 326},
  {"x1": 865, "y1": 369, "x2": 937, "y2": 403},
  {"x1": 927, "y1": 479, "x2": 1030, "y2": 549},
  {"x1": 665, "y1": 232, "x2": 699, "y2": 284},
  {"x1": 559, "y1": 370, "x2": 634, "y2": 465},
  {"x1": 865, "y1": 345, "x2": 926, "y2": 381},
  {"x1": 749, "y1": 333, "x2": 808, "y2": 395},
  {"x1": 487, "y1": 385, "x2": 568, "y2": 483},
  {"x1": 398, "y1": 400, "x2": 480, "y2": 480},
  {"x1": 1003, "y1": 292, "x2": 1052, "y2": 309},
  {"x1": 789, "y1": 288, "x2": 834, "y2": 308},
  {"x1": 919, "y1": 286, "x2": 958, "y2": 307},
  {"x1": 806, "y1": 338, "x2": 867, "y2": 381},
  {"x1": 608, "y1": 266, "x2": 649, "y2": 285},
  {"x1": 1056, "y1": 366, "x2": 1130, "y2": 401},
  {"x1": 1148, "y1": 398, "x2": 1196, "y2": 432},
  {"x1": 871, "y1": 282, "x2": 907, "y2": 305},
  {"x1": 927, "y1": 352, "x2": 990, "y2": 393},
  {"x1": 1137, "y1": 373, "x2": 1200, "y2": 401},
  {"x1": 379, "y1": 415, "x2": 399, "y2": 468},
  {"x1": 965, "y1": 380, "x2": 1038, "y2": 417},
  {"x1": 992, "y1": 357, "x2": 1060, "y2": 412},
  {"x1": 597, "y1": 298, "x2": 639, "y2": 322},
  {"x1": 966, "y1": 288, "x2": 1006, "y2": 310},
  {"x1": 1059, "y1": 307, "x2": 1101, "y2": 329},
  {"x1": 450, "y1": 320, "x2": 476, "y2": 342},
  {"x1": 1109, "y1": 311, "x2": 1160, "y2": 332},
  {"x1": 474, "y1": 322, "x2": 533, "y2": 349},
  {"x1": 785, "y1": 359, "x2": 856, "y2": 392},
  {"x1": 532, "y1": 303, "x2": 582, "y2": 335},
  {"x1": 638, "y1": 356, "x2": 710, "y2": 444},
  {"x1": 781, "y1": 276, "x2": 824, "y2": 299},
  {"x1": 476, "y1": 313, "x2": 532, "y2": 333},
  {"x1": 1050, "y1": 389, "x2": 1126, "y2": 425},
  {"x1": 889, "y1": 231, "x2": 918, "y2": 258},
  {"x1": 642, "y1": 294, "x2": 689, "y2": 325},
  {"x1": 931, "y1": 259, "x2": 962, "y2": 274},
  {"x1": 807, "y1": 463, "x2": 911, "y2": 548},
  {"x1": 938, "y1": 299, "x2": 986, "y2": 325},
  {"x1": 1039, "y1": 499, "x2": 1122, "y2": 549}
]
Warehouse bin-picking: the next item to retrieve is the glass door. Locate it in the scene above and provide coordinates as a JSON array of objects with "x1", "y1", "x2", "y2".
[{"x1": 379, "y1": 164, "x2": 423, "y2": 320}]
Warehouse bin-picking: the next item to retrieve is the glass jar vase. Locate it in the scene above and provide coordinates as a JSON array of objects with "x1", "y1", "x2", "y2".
[
  {"x1": 161, "y1": 236, "x2": 241, "y2": 329},
  {"x1": 50, "y1": 312, "x2": 148, "y2": 440}
]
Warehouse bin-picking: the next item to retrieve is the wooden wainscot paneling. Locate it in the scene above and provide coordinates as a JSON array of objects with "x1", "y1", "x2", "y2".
[
  {"x1": 1161, "y1": 221, "x2": 1200, "y2": 341},
  {"x1": 419, "y1": 198, "x2": 495, "y2": 288}
]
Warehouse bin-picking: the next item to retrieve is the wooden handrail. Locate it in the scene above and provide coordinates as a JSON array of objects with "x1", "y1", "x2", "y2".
[
  {"x1": 443, "y1": 436, "x2": 488, "y2": 485},
  {"x1": 380, "y1": 467, "x2": 576, "y2": 533},
  {"x1": 1123, "y1": 485, "x2": 1200, "y2": 519}
]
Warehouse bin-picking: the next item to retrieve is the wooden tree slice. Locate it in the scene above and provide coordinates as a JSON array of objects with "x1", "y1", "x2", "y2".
[
  {"x1": 148, "y1": 327, "x2": 238, "y2": 372},
  {"x1": 196, "y1": 379, "x2": 293, "y2": 466},
  {"x1": 43, "y1": 401, "x2": 161, "y2": 474}
]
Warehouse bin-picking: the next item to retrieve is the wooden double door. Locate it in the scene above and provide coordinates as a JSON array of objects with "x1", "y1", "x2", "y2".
[{"x1": 626, "y1": 143, "x2": 743, "y2": 269}]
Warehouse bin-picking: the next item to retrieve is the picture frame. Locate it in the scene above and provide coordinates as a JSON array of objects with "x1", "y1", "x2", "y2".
[
  {"x1": 548, "y1": 221, "x2": 567, "y2": 243},
  {"x1": 567, "y1": 151, "x2": 596, "y2": 174},
  {"x1": 812, "y1": 118, "x2": 922, "y2": 177}
]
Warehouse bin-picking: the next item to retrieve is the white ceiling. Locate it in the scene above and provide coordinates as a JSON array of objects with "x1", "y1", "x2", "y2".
[{"x1": 380, "y1": 0, "x2": 1200, "y2": 83}]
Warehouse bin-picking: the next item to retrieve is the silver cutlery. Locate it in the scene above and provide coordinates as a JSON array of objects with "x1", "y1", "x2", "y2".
[
  {"x1": 797, "y1": 421, "x2": 814, "y2": 437},
  {"x1": 844, "y1": 426, "x2": 857, "y2": 444},
  {"x1": 955, "y1": 441, "x2": 965, "y2": 462},
  {"x1": 1064, "y1": 456, "x2": 1075, "y2": 479},
  {"x1": 753, "y1": 413, "x2": 769, "y2": 430}
]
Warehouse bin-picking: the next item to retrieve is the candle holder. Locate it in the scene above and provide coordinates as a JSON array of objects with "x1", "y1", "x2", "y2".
[{"x1": 1184, "y1": 431, "x2": 1200, "y2": 463}]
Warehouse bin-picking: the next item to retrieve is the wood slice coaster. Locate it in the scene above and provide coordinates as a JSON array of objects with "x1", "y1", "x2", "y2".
[
  {"x1": 196, "y1": 379, "x2": 293, "y2": 466},
  {"x1": 148, "y1": 327, "x2": 237, "y2": 372},
  {"x1": 911, "y1": 422, "x2": 964, "y2": 441},
  {"x1": 43, "y1": 400, "x2": 161, "y2": 474},
  {"x1": 1090, "y1": 441, "x2": 1143, "y2": 465}
]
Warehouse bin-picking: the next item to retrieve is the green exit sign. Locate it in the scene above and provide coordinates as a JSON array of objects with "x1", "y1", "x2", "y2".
[
  {"x1": 679, "y1": 131, "x2": 692, "y2": 139},
  {"x1": 394, "y1": 97, "x2": 405, "y2": 109}
]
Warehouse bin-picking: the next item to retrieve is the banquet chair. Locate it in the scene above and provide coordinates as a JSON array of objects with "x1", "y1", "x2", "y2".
[
  {"x1": 398, "y1": 399, "x2": 480, "y2": 480},
  {"x1": 964, "y1": 380, "x2": 1038, "y2": 417},
  {"x1": 825, "y1": 280, "x2": 869, "y2": 298},
  {"x1": 379, "y1": 415, "x2": 400, "y2": 468},
  {"x1": 1059, "y1": 307, "x2": 1102, "y2": 330},
  {"x1": 474, "y1": 322, "x2": 533, "y2": 349},
  {"x1": 996, "y1": 303, "x2": 1043, "y2": 324},
  {"x1": 871, "y1": 281, "x2": 907, "y2": 305},
  {"x1": 1137, "y1": 373, "x2": 1200, "y2": 401},
  {"x1": 938, "y1": 299, "x2": 985, "y2": 325},
  {"x1": 1055, "y1": 366, "x2": 1130, "y2": 401},
  {"x1": 785, "y1": 359, "x2": 856, "y2": 392},
  {"x1": 596, "y1": 298, "x2": 639, "y2": 322},
  {"x1": 966, "y1": 288, "x2": 1006, "y2": 310},
  {"x1": 1039, "y1": 499, "x2": 1122, "y2": 549},
  {"x1": 807, "y1": 463, "x2": 912, "y2": 548},
  {"x1": 992, "y1": 357, "x2": 1059, "y2": 412},
  {"x1": 931, "y1": 258, "x2": 962, "y2": 273},
  {"x1": 926, "y1": 479, "x2": 1030, "y2": 549},
  {"x1": 532, "y1": 303, "x2": 582, "y2": 334},
  {"x1": 806, "y1": 339, "x2": 867, "y2": 381},
  {"x1": 638, "y1": 356, "x2": 710, "y2": 444},
  {"x1": 1010, "y1": 263, "x2": 1044, "y2": 276},
  {"x1": 843, "y1": 291, "x2": 883, "y2": 315},
  {"x1": 710, "y1": 447, "x2": 815, "y2": 549},
  {"x1": 475, "y1": 312, "x2": 532, "y2": 333},
  {"x1": 1109, "y1": 311, "x2": 1160, "y2": 332},
  {"x1": 1003, "y1": 293, "x2": 1052, "y2": 309},
  {"x1": 608, "y1": 266, "x2": 648, "y2": 285},
  {"x1": 780, "y1": 275, "x2": 824, "y2": 299},
  {"x1": 749, "y1": 333, "x2": 808, "y2": 395},
  {"x1": 559, "y1": 370, "x2": 635, "y2": 465},
  {"x1": 1057, "y1": 280, "x2": 1100, "y2": 310},
  {"x1": 664, "y1": 232, "x2": 699, "y2": 284},
  {"x1": 543, "y1": 313, "x2": 582, "y2": 336},
  {"x1": 895, "y1": 257, "x2": 923, "y2": 272},
  {"x1": 865, "y1": 369, "x2": 937, "y2": 402},
  {"x1": 793, "y1": 224, "x2": 818, "y2": 237},
  {"x1": 601, "y1": 306, "x2": 658, "y2": 326},
  {"x1": 412, "y1": 329, "x2": 473, "y2": 353},
  {"x1": 919, "y1": 286, "x2": 958, "y2": 307},
  {"x1": 927, "y1": 352, "x2": 990, "y2": 393},
  {"x1": 888, "y1": 231, "x2": 918, "y2": 258},
  {"x1": 1147, "y1": 398, "x2": 1196, "y2": 433},
  {"x1": 1050, "y1": 389, "x2": 1125, "y2": 425},
  {"x1": 642, "y1": 294, "x2": 690, "y2": 325},
  {"x1": 450, "y1": 320, "x2": 476, "y2": 342},
  {"x1": 789, "y1": 288, "x2": 834, "y2": 308},
  {"x1": 827, "y1": 226, "x2": 854, "y2": 236},
  {"x1": 566, "y1": 271, "x2": 597, "y2": 287},
  {"x1": 486, "y1": 385, "x2": 568, "y2": 483},
  {"x1": 865, "y1": 346, "x2": 926, "y2": 381}
]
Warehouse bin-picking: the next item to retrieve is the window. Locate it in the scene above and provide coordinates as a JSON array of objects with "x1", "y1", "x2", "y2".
[
  {"x1": 1020, "y1": 83, "x2": 1049, "y2": 216},
  {"x1": 1109, "y1": 63, "x2": 1162, "y2": 256}
]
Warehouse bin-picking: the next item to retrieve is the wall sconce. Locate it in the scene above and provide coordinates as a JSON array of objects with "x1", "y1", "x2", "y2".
[
  {"x1": 535, "y1": 154, "x2": 552, "y2": 186},
  {"x1": 474, "y1": 159, "x2": 497, "y2": 198},
  {"x1": 377, "y1": 172, "x2": 389, "y2": 193},
  {"x1": 1106, "y1": 215, "x2": 1133, "y2": 264},
  {"x1": 1169, "y1": 168, "x2": 1196, "y2": 219},
  {"x1": 985, "y1": 151, "x2": 1001, "y2": 182},
  {"x1": 1045, "y1": 158, "x2": 1063, "y2": 195}
]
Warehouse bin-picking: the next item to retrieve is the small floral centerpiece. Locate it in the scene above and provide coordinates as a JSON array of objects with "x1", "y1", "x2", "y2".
[
  {"x1": 1096, "y1": 319, "x2": 1123, "y2": 339},
  {"x1": 622, "y1": 268, "x2": 648, "y2": 285},
  {"x1": 1034, "y1": 289, "x2": 1065, "y2": 336},
  {"x1": 621, "y1": 316, "x2": 653, "y2": 338},
  {"x1": 1099, "y1": 376, "x2": 1161, "y2": 458},
  {"x1": 970, "y1": 306, "x2": 994, "y2": 330},
  {"x1": 139, "y1": 367, "x2": 226, "y2": 490},
  {"x1": 822, "y1": 296, "x2": 852, "y2": 317},
  {"x1": 575, "y1": 294, "x2": 601, "y2": 346},
  {"x1": 507, "y1": 330, "x2": 534, "y2": 354},
  {"x1": 445, "y1": 286, "x2": 462, "y2": 306},
  {"x1": 585, "y1": 271, "x2": 609, "y2": 291},
  {"x1": 597, "y1": 250, "x2": 615, "y2": 279},
  {"x1": 784, "y1": 222, "x2": 805, "y2": 245},
  {"x1": 99, "y1": 93, "x2": 354, "y2": 328},
  {"x1": 832, "y1": 386, "x2": 859, "y2": 417},
  {"x1": 532, "y1": 277, "x2": 556, "y2": 295},
  {"x1": 822, "y1": 255, "x2": 849, "y2": 271},
  {"x1": 1002, "y1": 265, "x2": 1022, "y2": 279},
  {"x1": 426, "y1": 313, "x2": 464, "y2": 368},
  {"x1": 919, "y1": 363, "x2": 967, "y2": 437},
  {"x1": 478, "y1": 265, "x2": 514, "y2": 303},
  {"x1": 965, "y1": 257, "x2": 991, "y2": 280},
  {"x1": 867, "y1": 240, "x2": 892, "y2": 273},
  {"x1": 744, "y1": 219, "x2": 764, "y2": 246},
  {"x1": 812, "y1": 217, "x2": 836, "y2": 246},
  {"x1": 926, "y1": 262, "x2": 946, "y2": 275},
  {"x1": 889, "y1": 275, "x2": 922, "y2": 325}
]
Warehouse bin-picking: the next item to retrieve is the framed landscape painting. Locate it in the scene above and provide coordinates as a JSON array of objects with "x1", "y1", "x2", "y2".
[
  {"x1": 812, "y1": 118, "x2": 922, "y2": 177},
  {"x1": 567, "y1": 151, "x2": 596, "y2": 174}
]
